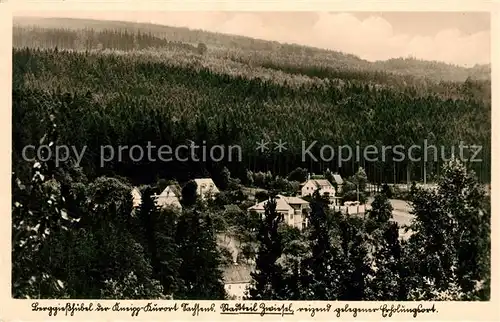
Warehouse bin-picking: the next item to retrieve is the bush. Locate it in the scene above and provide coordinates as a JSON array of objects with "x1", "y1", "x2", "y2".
[
  {"x1": 381, "y1": 183, "x2": 393, "y2": 198},
  {"x1": 287, "y1": 167, "x2": 308, "y2": 183}
]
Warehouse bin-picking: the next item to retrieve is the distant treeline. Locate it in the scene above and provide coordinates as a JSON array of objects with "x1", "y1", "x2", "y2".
[
  {"x1": 13, "y1": 17, "x2": 491, "y2": 82},
  {"x1": 13, "y1": 26, "x2": 203, "y2": 53},
  {"x1": 13, "y1": 47, "x2": 491, "y2": 186}
]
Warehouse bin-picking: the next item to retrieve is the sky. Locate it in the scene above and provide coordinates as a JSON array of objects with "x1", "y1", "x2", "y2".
[{"x1": 14, "y1": 11, "x2": 491, "y2": 67}]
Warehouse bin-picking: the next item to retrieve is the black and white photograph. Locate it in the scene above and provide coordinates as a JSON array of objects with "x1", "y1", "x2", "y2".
[{"x1": 10, "y1": 8, "x2": 492, "y2": 307}]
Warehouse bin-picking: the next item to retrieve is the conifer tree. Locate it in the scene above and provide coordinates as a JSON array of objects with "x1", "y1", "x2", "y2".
[
  {"x1": 220, "y1": 166, "x2": 231, "y2": 190},
  {"x1": 381, "y1": 183, "x2": 393, "y2": 198},
  {"x1": 338, "y1": 215, "x2": 371, "y2": 300},
  {"x1": 364, "y1": 194, "x2": 408, "y2": 300},
  {"x1": 135, "y1": 187, "x2": 180, "y2": 297},
  {"x1": 248, "y1": 197, "x2": 287, "y2": 300},
  {"x1": 406, "y1": 158, "x2": 490, "y2": 300},
  {"x1": 12, "y1": 111, "x2": 78, "y2": 298},
  {"x1": 299, "y1": 191, "x2": 343, "y2": 300},
  {"x1": 181, "y1": 180, "x2": 198, "y2": 207},
  {"x1": 367, "y1": 193, "x2": 393, "y2": 228},
  {"x1": 175, "y1": 208, "x2": 226, "y2": 300}
]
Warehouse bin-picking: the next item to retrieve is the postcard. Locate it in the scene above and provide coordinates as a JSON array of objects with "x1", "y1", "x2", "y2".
[{"x1": 1, "y1": 1, "x2": 498, "y2": 320}]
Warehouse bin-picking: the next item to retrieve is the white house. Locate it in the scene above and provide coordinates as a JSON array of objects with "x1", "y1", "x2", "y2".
[
  {"x1": 248, "y1": 196, "x2": 293, "y2": 221},
  {"x1": 155, "y1": 185, "x2": 182, "y2": 210},
  {"x1": 279, "y1": 195, "x2": 310, "y2": 230},
  {"x1": 247, "y1": 195, "x2": 310, "y2": 230},
  {"x1": 300, "y1": 177, "x2": 345, "y2": 206},
  {"x1": 131, "y1": 187, "x2": 142, "y2": 208},
  {"x1": 223, "y1": 263, "x2": 253, "y2": 300},
  {"x1": 194, "y1": 178, "x2": 220, "y2": 200},
  {"x1": 301, "y1": 179, "x2": 334, "y2": 196}
]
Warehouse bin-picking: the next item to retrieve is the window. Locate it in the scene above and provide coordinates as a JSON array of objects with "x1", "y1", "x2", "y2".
[
  {"x1": 290, "y1": 214, "x2": 293, "y2": 220},
  {"x1": 228, "y1": 285, "x2": 231, "y2": 289},
  {"x1": 239, "y1": 285, "x2": 242, "y2": 289}
]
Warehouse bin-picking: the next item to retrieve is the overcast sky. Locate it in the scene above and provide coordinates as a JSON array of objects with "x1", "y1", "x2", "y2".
[{"x1": 15, "y1": 11, "x2": 491, "y2": 66}]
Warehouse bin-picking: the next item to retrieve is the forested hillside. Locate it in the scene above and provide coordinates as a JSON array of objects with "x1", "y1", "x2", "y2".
[
  {"x1": 12, "y1": 40, "x2": 491, "y2": 185},
  {"x1": 11, "y1": 17, "x2": 491, "y2": 302},
  {"x1": 14, "y1": 17, "x2": 491, "y2": 82}
]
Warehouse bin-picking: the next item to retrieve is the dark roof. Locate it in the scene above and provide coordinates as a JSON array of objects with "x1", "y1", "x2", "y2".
[{"x1": 312, "y1": 179, "x2": 333, "y2": 187}]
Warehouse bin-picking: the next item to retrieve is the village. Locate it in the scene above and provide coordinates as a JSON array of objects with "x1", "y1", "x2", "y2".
[
  {"x1": 130, "y1": 170, "x2": 416, "y2": 300},
  {"x1": 10, "y1": 12, "x2": 491, "y2": 304}
]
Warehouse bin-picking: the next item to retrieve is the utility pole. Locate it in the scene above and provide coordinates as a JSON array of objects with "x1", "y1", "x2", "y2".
[
  {"x1": 356, "y1": 183, "x2": 359, "y2": 203},
  {"x1": 423, "y1": 160, "x2": 427, "y2": 185}
]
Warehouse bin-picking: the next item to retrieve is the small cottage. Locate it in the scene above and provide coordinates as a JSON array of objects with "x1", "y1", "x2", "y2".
[
  {"x1": 194, "y1": 178, "x2": 220, "y2": 200},
  {"x1": 155, "y1": 185, "x2": 182, "y2": 210},
  {"x1": 223, "y1": 263, "x2": 253, "y2": 300}
]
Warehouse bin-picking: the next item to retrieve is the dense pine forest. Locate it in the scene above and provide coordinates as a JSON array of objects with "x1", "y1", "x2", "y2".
[
  {"x1": 12, "y1": 18, "x2": 491, "y2": 301},
  {"x1": 12, "y1": 21, "x2": 491, "y2": 185}
]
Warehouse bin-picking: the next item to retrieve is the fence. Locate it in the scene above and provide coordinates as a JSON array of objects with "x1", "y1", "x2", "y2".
[{"x1": 329, "y1": 204, "x2": 370, "y2": 215}]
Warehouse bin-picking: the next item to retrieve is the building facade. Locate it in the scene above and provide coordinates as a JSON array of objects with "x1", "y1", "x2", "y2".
[
  {"x1": 247, "y1": 195, "x2": 310, "y2": 230},
  {"x1": 301, "y1": 178, "x2": 342, "y2": 206},
  {"x1": 131, "y1": 187, "x2": 142, "y2": 208},
  {"x1": 155, "y1": 185, "x2": 182, "y2": 210},
  {"x1": 223, "y1": 263, "x2": 253, "y2": 300},
  {"x1": 194, "y1": 178, "x2": 220, "y2": 200}
]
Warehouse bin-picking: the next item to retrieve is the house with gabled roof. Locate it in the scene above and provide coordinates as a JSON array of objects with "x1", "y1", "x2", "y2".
[
  {"x1": 301, "y1": 178, "x2": 335, "y2": 196},
  {"x1": 248, "y1": 195, "x2": 293, "y2": 215},
  {"x1": 194, "y1": 178, "x2": 220, "y2": 200},
  {"x1": 301, "y1": 178, "x2": 342, "y2": 206},
  {"x1": 279, "y1": 195, "x2": 310, "y2": 230},
  {"x1": 131, "y1": 187, "x2": 142, "y2": 208},
  {"x1": 155, "y1": 185, "x2": 182, "y2": 210},
  {"x1": 247, "y1": 194, "x2": 310, "y2": 230},
  {"x1": 223, "y1": 263, "x2": 253, "y2": 300}
]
